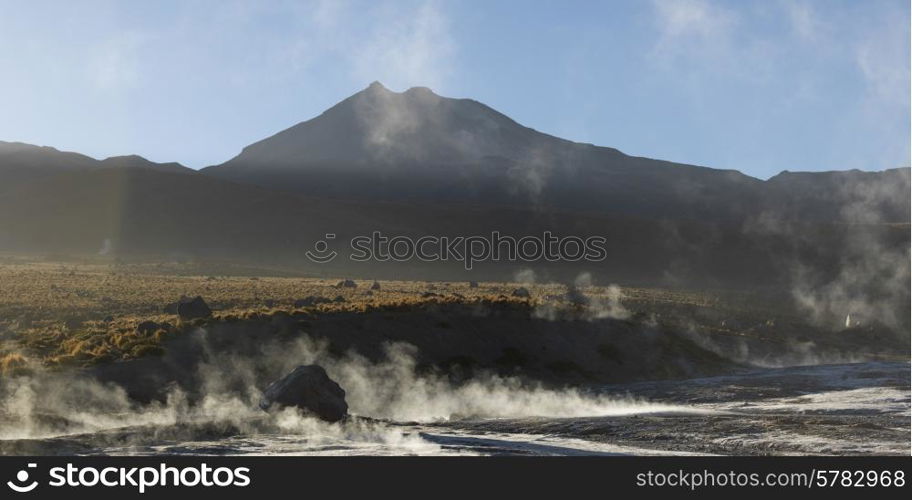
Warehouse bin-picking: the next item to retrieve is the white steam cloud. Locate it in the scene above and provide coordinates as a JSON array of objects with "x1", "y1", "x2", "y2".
[{"x1": 0, "y1": 333, "x2": 692, "y2": 447}]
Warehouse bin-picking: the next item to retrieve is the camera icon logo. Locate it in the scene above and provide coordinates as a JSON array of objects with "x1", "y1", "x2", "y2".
[
  {"x1": 305, "y1": 233, "x2": 339, "y2": 263},
  {"x1": 7, "y1": 463, "x2": 38, "y2": 493}
]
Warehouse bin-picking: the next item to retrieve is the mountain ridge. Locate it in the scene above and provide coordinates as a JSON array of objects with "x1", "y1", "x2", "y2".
[{"x1": 0, "y1": 140, "x2": 194, "y2": 193}]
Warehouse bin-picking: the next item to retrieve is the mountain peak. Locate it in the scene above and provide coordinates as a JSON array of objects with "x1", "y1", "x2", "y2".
[
  {"x1": 404, "y1": 86, "x2": 436, "y2": 96},
  {"x1": 361, "y1": 81, "x2": 440, "y2": 99},
  {"x1": 216, "y1": 82, "x2": 554, "y2": 168},
  {"x1": 365, "y1": 81, "x2": 390, "y2": 93}
]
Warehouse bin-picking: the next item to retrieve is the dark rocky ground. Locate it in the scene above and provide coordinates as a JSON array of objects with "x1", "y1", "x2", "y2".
[{"x1": 430, "y1": 362, "x2": 910, "y2": 455}]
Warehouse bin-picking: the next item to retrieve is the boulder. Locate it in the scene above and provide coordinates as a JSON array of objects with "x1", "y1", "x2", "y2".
[
  {"x1": 259, "y1": 365, "x2": 348, "y2": 422},
  {"x1": 469, "y1": 281, "x2": 479, "y2": 288},
  {"x1": 370, "y1": 281, "x2": 381, "y2": 290},
  {"x1": 177, "y1": 296, "x2": 212, "y2": 320},
  {"x1": 512, "y1": 287, "x2": 531, "y2": 298},
  {"x1": 336, "y1": 279, "x2": 357, "y2": 288},
  {"x1": 565, "y1": 285, "x2": 589, "y2": 305},
  {"x1": 163, "y1": 295, "x2": 190, "y2": 314},
  {"x1": 136, "y1": 320, "x2": 159, "y2": 334}
]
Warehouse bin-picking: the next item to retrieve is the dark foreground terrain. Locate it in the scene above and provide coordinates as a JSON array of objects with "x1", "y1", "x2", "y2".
[
  {"x1": 1, "y1": 362, "x2": 907, "y2": 456},
  {"x1": 0, "y1": 260, "x2": 908, "y2": 456},
  {"x1": 435, "y1": 362, "x2": 909, "y2": 456}
]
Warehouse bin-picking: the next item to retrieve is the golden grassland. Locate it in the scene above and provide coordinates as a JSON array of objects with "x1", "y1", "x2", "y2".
[{"x1": 0, "y1": 256, "x2": 852, "y2": 374}]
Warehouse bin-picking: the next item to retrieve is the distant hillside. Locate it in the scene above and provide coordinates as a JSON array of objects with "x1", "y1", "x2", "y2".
[
  {"x1": 0, "y1": 163, "x2": 905, "y2": 297},
  {"x1": 765, "y1": 168, "x2": 911, "y2": 223},
  {"x1": 0, "y1": 141, "x2": 193, "y2": 194}
]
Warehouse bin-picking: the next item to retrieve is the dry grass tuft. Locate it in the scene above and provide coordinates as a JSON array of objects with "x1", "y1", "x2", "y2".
[{"x1": 0, "y1": 352, "x2": 29, "y2": 375}]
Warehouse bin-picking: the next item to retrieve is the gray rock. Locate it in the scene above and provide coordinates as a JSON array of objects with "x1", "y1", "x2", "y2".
[
  {"x1": 163, "y1": 295, "x2": 190, "y2": 314},
  {"x1": 259, "y1": 365, "x2": 348, "y2": 422},
  {"x1": 177, "y1": 296, "x2": 212, "y2": 320},
  {"x1": 512, "y1": 287, "x2": 531, "y2": 298},
  {"x1": 565, "y1": 285, "x2": 589, "y2": 305},
  {"x1": 136, "y1": 320, "x2": 159, "y2": 334}
]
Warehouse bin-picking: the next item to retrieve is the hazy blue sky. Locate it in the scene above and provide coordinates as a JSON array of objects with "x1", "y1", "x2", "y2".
[{"x1": 0, "y1": 0, "x2": 908, "y2": 178}]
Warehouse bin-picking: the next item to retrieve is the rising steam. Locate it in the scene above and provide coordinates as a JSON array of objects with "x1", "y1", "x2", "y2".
[{"x1": 0, "y1": 333, "x2": 693, "y2": 445}]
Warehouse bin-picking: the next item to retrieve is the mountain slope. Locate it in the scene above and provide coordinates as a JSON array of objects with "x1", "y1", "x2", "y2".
[
  {"x1": 202, "y1": 82, "x2": 767, "y2": 221},
  {"x1": 0, "y1": 163, "x2": 839, "y2": 288},
  {"x1": 202, "y1": 83, "x2": 909, "y2": 224}
]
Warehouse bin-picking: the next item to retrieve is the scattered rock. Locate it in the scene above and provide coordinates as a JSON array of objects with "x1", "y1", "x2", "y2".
[
  {"x1": 163, "y1": 295, "x2": 190, "y2": 314},
  {"x1": 565, "y1": 285, "x2": 589, "y2": 305},
  {"x1": 512, "y1": 287, "x2": 531, "y2": 298},
  {"x1": 259, "y1": 365, "x2": 348, "y2": 422},
  {"x1": 177, "y1": 296, "x2": 212, "y2": 320},
  {"x1": 370, "y1": 281, "x2": 381, "y2": 290},
  {"x1": 136, "y1": 320, "x2": 159, "y2": 334},
  {"x1": 336, "y1": 279, "x2": 357, "y2": 289}
]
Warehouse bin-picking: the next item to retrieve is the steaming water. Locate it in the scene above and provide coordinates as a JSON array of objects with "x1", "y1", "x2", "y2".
[
  {"x1": 0, "y1": 377, "x2": 708, "y2": 455},
  {"x1": 1, "y1": 361, "x2": 908, "y2": 456}
]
